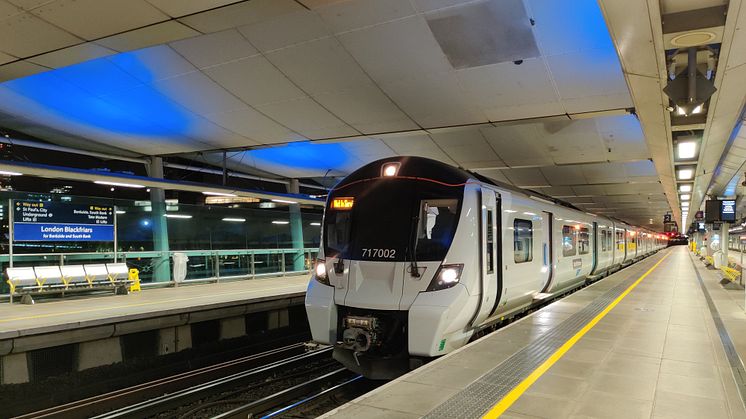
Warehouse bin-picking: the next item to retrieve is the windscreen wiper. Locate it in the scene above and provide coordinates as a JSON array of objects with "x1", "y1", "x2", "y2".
[{"x1": 408, "y1": 215, "x2": 421, "y2": 278}]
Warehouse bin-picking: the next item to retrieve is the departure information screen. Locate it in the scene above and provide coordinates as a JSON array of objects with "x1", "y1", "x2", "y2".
[
  {"x1": 721, "y1": 199, "x2": 736, "y2": 222},
  {"x1": 13, "y1": 201, "x2": 114, "y2": 241}
]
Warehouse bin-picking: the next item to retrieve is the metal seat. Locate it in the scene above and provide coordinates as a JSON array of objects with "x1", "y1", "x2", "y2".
[
  {"x1": 34, "y1": 266, "x2": 63, "y2": 286},
  {"x1": 60, "y1": 265, "x2": 87, "y2": 286},
  {"x1": 106, "y1": 263, "x2": 130, "y2": 282},
  {"x1": 83, "y1": 264, "x2": 109, "y2": 284}
]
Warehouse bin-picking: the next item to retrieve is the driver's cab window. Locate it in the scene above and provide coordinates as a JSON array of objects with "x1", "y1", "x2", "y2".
[{"x1": 415, "y1": 199, "x2": 458, "y2": 258}]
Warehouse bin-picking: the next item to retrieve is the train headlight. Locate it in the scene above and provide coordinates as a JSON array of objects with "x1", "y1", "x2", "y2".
[
  {"x1": 427, "y1": 264, "x2": 464, "y2": 291},
  {"x1": 314, "y1": 259, "x2": 330, "y2": 286}
]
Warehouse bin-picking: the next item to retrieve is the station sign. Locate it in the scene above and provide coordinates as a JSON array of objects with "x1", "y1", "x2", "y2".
[
  {"x1": 663, "y1": 213, "x2": 672, "y2": 223},
  {"x1": 695, "y1": 210, "x2": 704, "y2": 220},
  {"x1": 721, "y1": 199, "x2": 736, "y2": 222},
  {"x1": 13, "y1": 201, "x2": 114, "y2": 242}
]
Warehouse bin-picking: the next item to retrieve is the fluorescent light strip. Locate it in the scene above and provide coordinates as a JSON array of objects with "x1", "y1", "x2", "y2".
[
  {"x1": 115, "y1": 210, "x2": 126, "y2": 214},
  {"x1": 94, "y1": 180, "x2": 145, "y2": 188},
  {"x1": 271, "y1": 199, "x2": 298, "y2": 204},
  {"x1": 203, "y1": 191, "x2": 237, "y2": 197},
  {"x1": 272, "y1": 220, "x2": 289, "y2": 225},
  {"x1": 222, "y1": 217, "x2": 246, "y2": 222},
  {"x1": 0, "y1": 170, "x2": 22, "y2": 176},
  {"x1": 164, "y1": 214, "x2": 192, "y2": 219},
  {"x1": 310, "y1": 222, "x2": 321, "y2": 226}
]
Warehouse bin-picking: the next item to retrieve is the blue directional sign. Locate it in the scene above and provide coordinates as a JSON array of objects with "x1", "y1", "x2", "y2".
[{"x1": 13, "y1": 201, "x2": 114, "y2": 242}]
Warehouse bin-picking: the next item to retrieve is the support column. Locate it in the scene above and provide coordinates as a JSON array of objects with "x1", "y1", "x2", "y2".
[
  {"x1": 723, "y1": 222, "x2": 730, "y2": 267},
  {"x1": 150, "y1": 157, "x2": 171, "y2": 282},
  {"x1": 287, "y1": 179, "x2": 305, "y2": 272}
]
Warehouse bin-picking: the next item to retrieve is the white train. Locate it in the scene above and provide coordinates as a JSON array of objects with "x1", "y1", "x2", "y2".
[{"x1": 305, "y1": 157, "x2": 666, "y2": 378}]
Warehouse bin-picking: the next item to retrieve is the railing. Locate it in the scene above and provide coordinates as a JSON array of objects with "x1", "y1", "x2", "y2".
[{"x1": 0, "y1": 247, "x2": 319, "y2": 293}]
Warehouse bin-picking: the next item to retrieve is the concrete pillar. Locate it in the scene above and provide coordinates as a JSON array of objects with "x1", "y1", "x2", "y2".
[
  {"x1": 2, "y1": 353, "x2": 29, "y2": 384},
  {"x1": 150, "y1": 157, "x2": 171, "y2": 282},
  {"x1": 267, "y1": 309, "x2": 289, "y2": 330},
  {"x1": 77, "y1": 337, "x2": 123, "y2": 371},
  {"x1": 723, "y1": 222, "x2": 730, "y2": 266},
  {"x1": 220, "y1": 316, "x2": 246, "y2": 340},
  {"x1": 279, "y1": 308, "x2": 289, "y2": 328},
  {"x1": 287, "y1": 179, "x2": 305, "y2": 271},
  {"x1": 158, "y1": 328, "x2": 176, "y2": 355},
  {"x1": 175, "y1": 325, "x2": 192, "y2": 352}
]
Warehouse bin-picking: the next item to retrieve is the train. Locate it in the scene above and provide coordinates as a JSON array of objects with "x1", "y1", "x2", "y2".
[{"x1": 305, "y1": 156, "x2": 667, "y2": 379}]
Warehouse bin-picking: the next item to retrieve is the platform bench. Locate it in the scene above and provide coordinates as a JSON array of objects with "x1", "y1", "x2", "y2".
[{"x1": 6, "y1": 263, "x2": 133, "y2": 304}]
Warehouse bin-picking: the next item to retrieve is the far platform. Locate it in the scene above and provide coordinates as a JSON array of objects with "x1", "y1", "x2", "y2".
[
  {"x1": 323, "y1": 247, "x2": 746, "y2": 419},
  {"x1": 0, "y1": 274, "x2": 309, "y2": 340}
]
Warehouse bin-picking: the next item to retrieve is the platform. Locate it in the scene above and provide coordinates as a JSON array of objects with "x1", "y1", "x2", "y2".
[
  {"x1": 0, "y1": 274, "x2": 309, "y2": 340},
  {"x1": 323, "y1": 247, "x2": 746, "y2": 419}
]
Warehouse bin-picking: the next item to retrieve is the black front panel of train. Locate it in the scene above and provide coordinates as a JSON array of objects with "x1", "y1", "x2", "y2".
[{"x1": 324, "y1": 178, "x2": 464, "y2": 263}]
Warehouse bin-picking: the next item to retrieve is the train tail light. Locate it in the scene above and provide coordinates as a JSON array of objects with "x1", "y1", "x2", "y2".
[
  {"x1": 427, "y1": 264, "x2": 464, "y2": 291},
  {"x1": 315, "y1": 259, "x2": 330, "y2": 286}
]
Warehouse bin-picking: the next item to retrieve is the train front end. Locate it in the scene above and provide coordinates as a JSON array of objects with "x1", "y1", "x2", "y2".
[{"x1": 305, "y1": 157, "x2": 481, "y2": 379}]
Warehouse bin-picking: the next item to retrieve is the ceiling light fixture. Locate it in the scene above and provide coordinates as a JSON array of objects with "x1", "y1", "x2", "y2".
[
  {"x1": 679, "y1": 184, "x2": 692, "y2": 193},
  {"x1": 677, "y1": 141, "x2": 697, "y2": 159},
  {"x1": 680, "y1": 194, "x2": 690, "y2": 201},
  {"x1": 272, "y1": 220, "x2": 289, "y2": 225},
  {"x1": 271, "y1": 199, "x2": 298, "y2": 204},
  {"x1": 94, "y1": 180, "x2": 145, "y2": 188},
  {"x1": 164, "y1": 214, "x2": 192, "y2": 219},
  {"x1": 222, "y1": 217, "x2": 246, "y2": 222},
  {"x1": 203, "y1": 191, "x2": 237, "y2": 197},
  {"x1": 677, "y1": 168, "x2": 693, "y2": 180},
  {"x1": 0, "y1": 170, "x2": 22, "y2": 176}
]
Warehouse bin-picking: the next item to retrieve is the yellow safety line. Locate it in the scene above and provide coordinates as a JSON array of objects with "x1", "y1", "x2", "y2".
[
  {"x1": 483, "y1": 250, "x2": 671, "y2": 418},
  {"x1": 0, "y1": 283, "x2": 306, "y2": 324}
]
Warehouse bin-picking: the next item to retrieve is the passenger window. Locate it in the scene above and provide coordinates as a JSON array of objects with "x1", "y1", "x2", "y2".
[
  {"x1": 600, "y1": 230, "x2": 607, "y2": 252},
  {"x1": 514, "y1": 219, "x2": 533, "y2": 263},
  {"x1": 562, "y1": 225, "x2": 577, "y2": 257},
  {"x1": 578, "y1": 227, "x2": 590, "y2": 255},
  {"x1": 486, "y1": 210, "x2": 494, "y2": 273},
  {"x1": 616, "y1": 231, "x2": 624, "y2": 250},
  {"x1": 606, "y1": 230, "x2": 613, "y2": 251}
]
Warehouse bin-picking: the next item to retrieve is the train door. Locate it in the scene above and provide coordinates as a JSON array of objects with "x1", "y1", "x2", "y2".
[
  {"x1": 591, "y1": 222, "x2": 598, "y2": 273},
  {"x1": 542, "y1": 211, "x2": 553, "y2": 289},
  {"x1": 472, "y1": 188, "x2": 499, "y2": 326}
]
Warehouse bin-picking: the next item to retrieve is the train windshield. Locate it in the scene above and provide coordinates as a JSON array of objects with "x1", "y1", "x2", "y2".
[{"x1": 324, "y1": 179, "x2": 463, "y2": 262}]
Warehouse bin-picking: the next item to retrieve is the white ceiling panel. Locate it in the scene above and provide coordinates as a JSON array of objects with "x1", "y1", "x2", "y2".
[
  {"x1": 315, "y1": 0, "x2": 416, "y2": 34},
  {"x1": 535, "y1": 119, "x2": 607, "y2": 164},
  {"x1": 28, "y1": 43, "x2": 114, "y2": 68},
  {"x1": 338, "y1": 15, "x2": 452, "y2": 83},
  {"x1": 0, "y1": 0, "x2": 22, "y2": 19},
  {"x1": 485, "y1": 102, "x2": 566, "y2": 122},
  {"x1": 482, "y1": 124, "x2": 554, "y2": 167},
  {"x1": 205, "y1": 107, "x2": 296, "y2": 145},
  {"x1": 266, "y1": 37, "x2": 370, "y2": 95},
  {"x1": 380, "y1": 133, "x2": 455, "y2": 164},
  {"x1": 152, "y1": 71, "x2": 247, "y2": 115},
  {"x1": 474, "y1": 168, "x2": 511, "y2": 184},
  {"x1": 579, "y1": 162, "x2": 627, "y2": 184},
  {"x1": 0, "y1": 59, "x2": 47, "y2": 82},
  {"x1": 456, "y1": 57, "x2": 561, "y2": 110},
  {"x1": 380, "y1": 71, "x2": 485, "y2": 127},
  {"x1": 0, "y1": 50, "x2": 16, "y2": 65},
  {"x1": 5, "y1": 0, "x2": 53, "y2": 10},
  {"x1": 204, "y1": 55, "x2": 304, "y2": 107},
  {"x1": 502, "y1": 168, "x2": 550, "y2": 187},
  {"x1": 623, "y1": 160, "x2": 657, "y2": 178},
  {"x1": 313, "y1": 83, "x2": 418, "y2": 133},
  {"x1": 178, "y1": 0, "x2": 302, "y2": 33},
  {"x1": 170, "y1": 29, "x2": 257, "y2": 69},
  {"x1": 430, "y1": 127, "x2": 505, "y2": 169},
  {"x1": 561, "y1": 92, "x2": 633, "y2": 115},
  {"x1": 526, "y1": 0, "x2": 615, "y2": 57},
  {"x1": 238, "y1": 9, "x2": 331, "y2": 52},
  {"x1": 0, "y1": 12, "x2": 81, "y2": 57},
  {"x1": 411, "y1": 0, "x2": 473, "y2": 13},
  {"x1": 539, "y1": 185, "x2": 576, "y2": 197},
  {"x1": 256, "y1": 96, "x2": 357, "y2": 139},
  {"x1": 571, "y1": 185, "x2": 607, "y2": 196},
  {"x1": 540, "y1": 165, "x2": 587, "y2": 186},
  {"x1": 334, "y1": 138, "x2": 396, "y2": 162},
  {"x1": 55, "y1": 59, "x2": 143, "y2": 97},
  {"x1": 97, "y1": 21, "x2": 199, "y2": 53},
  {"x1": 31, "y1": 0, "x2": 168, "y2": 41},
  {"x1": 106, "y1": 45, "x2": 196, "y2": 83},
  {"x1": 546, "y1": 48, "x2": 630, "y2": 104},
  {"x1": 594, "y1": 114, "x2": 650, "y2": 160},
  {"x1": 145, "y1": 0, "x2": 244, "y2": 18}
]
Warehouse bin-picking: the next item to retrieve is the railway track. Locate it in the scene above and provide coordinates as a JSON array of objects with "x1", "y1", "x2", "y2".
[
  {"x1": 13, "y1": 343, "x2": 318, "y2": 419},
  {"x1": 91, "y1": 345, "x2": 338, "y2": 419}
]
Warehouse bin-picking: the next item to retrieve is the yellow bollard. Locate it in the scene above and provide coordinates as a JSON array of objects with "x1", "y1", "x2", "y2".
[{"x1": 128, "y1": 268, "x2": 141, "y2": 292}]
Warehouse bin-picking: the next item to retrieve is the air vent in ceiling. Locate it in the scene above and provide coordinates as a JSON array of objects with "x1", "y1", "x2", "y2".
[{"x1": 426, "y1": 0, "x2": 540, "y2": 69}]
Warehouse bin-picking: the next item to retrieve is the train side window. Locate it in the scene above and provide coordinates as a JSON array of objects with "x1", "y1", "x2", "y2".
[
  {"x1": 578, "y1": 227, "x2": 590, "y2": 255},
  {"x1": 562, "y1": 225, "x2": 577, "y2": 257},
  {"x1": 486, "y1": 210, "x2": 494, "y2": 273},
  {"x1": 606, "y1": 230, "x2": 613, "y2": 251},
  {"x1": 600, "y1": 230, "x2": 607, "y2": 252},
  {"x1": 513, "y1": 219, "x2": 533, "y2": 263},
  {"x1": 616, "y1": 230, "x2": 624, "y2": 250}
]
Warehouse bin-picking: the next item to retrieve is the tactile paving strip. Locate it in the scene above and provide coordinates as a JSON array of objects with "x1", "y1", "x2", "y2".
[{"x1": 424, "y1": 257, "x2": 663, "y2": 419}]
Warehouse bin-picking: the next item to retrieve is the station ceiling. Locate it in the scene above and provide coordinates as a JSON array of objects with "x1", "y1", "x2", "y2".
[{"x1": 0, "y1": 0, "x2": 742, "y2": 230}]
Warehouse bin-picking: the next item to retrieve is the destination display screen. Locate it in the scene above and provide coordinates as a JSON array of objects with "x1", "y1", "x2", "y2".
[
  {"x1": 13, "y1": 201, "x2": 114, "y2": 242},
  {"x1": 721, "y1": 199, "x2": 736, "y2": 222},
  {"x1": 331, "y1": 197, "x2": 354, "y2": 210}
]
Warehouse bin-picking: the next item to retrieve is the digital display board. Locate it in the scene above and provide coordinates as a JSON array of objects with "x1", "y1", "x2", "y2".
[
  {"x1": 705, "y1": 200, "x2": 721, "y2": 223},
  {"x1": 721, "y1": 199, "x2": 736, "y2": 222},
  {"x1": 13, "y1": 201, "x2": 114, "y2": 242},
  {"x1": 331, "y1": 197, "x2": 354, "y2": 210}
]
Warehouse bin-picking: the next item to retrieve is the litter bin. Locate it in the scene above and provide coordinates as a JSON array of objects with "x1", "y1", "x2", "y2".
[{"x1": 172, "y1": 252, "x2": 189, "y2": 285}]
